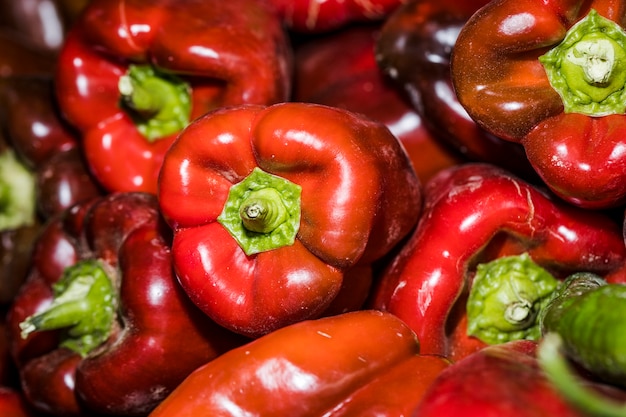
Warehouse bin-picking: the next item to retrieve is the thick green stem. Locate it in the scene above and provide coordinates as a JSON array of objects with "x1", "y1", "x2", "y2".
[
  {"x1": 539, "y1": 9, "x2": 626, "y2": 115},
  {"x1": 538, "y1": 333, "x2": 626, "y2": 417},
  {"x1": 0, "y1": 149, "x2": 36, "y2": 231},
  {"x1": 19, "y1": 259, "x2": 117, "y2": 357},
  {"x1": 466, "y1": 253, "x2": 559, "y2": 344},
  {"x1": 218, "y1": 167, "x2": 302, "y2": 255},
  {"x1": 118, "y1": 64, "x2": 192, "y2": 142}
]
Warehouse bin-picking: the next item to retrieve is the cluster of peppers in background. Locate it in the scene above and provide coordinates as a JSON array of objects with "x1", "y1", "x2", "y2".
[{"x1": 1, "y1": 0, "x2": 626, "y2": 416}]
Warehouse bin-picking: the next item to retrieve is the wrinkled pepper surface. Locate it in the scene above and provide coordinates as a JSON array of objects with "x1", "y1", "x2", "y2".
[
  {"x1": 149, "y1": 310, "x2": 450, "y2": 417},
  {"x1": 452, "y1": 1, "x2": 626, "y2": 208},
  {"x1": 158, "y1": 102, "x2": 422, "y2": 338},
  {"x1": 269, "y1": 0, "x2": 405, "y2": 33},
  {"x1": 6, "y1": 192, "x2": 245, "y2": 416},
  {"x1": 375, "y1": 0, "x2": 537, "y2": 180},
  {"x1": 55, "y1": 0, "x2": 292, "y2": 194},
  {"x1": 414, "y1": 340, "x2": 611, "y2": 417},
  {"x1": 293, "y1": 23, "x2": 463, "y2": 183},
  {"x1": 372, "y1": 163, "x2": 626, "y2": 361}
]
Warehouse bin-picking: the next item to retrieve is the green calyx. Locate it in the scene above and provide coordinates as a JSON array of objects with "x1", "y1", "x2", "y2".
[
  {"x1": 539, "y1": 9, "x2": 626, "y2": 116},
  {"x1": 118, "y1": 64, "x2": 192, "y2": 142},
  {"x1": 217, "y1": 167, "x2": 302, "y2": 255},
  {"x1": 467, "y1": 253, "x2": 559, "y2": 344},
  {"x1": 19, "y1": 259, "x2": 117, "y2": 357},
  {"x1": 0, "y1": 149, "x2": 36, "y2": 231}
]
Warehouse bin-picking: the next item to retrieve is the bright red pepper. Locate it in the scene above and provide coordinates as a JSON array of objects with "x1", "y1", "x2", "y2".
[
  {"x1": 451, "y1": 1, "x2": 626, "y2": 208},
  {"x1": 414, "y1": 340, "x2": 622, "y2": 416},
  {"x1": 158, "y1": 102, "x2": 422, "y2": 338},
  {"x1": 292, "y1": 23, "x2": 463, "y2": 183},
  {"x1": 372, "y1": 163, "x2": 626, "y2": 362},
  {"x1": 55, "y1": 0, "x2": 292, "y2": 194},
  {"x1": 375, "y1": 0, "x2": 537, "y2": 181},
  {"x1": 269, "y1": 0, "x2": 405, "y2": 33},
  {"x1": 149, "y1": 310, "x2": 450, "y2": 417},
  {"x1": 6, "y1": 193, "x2": 245, "y2": 416}
]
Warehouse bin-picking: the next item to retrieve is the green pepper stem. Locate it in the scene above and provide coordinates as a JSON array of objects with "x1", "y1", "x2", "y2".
[
  {"x1": 19, "y1": 259, "x2": 117, "y2": 357},
  {"x1": 538, "y1": 333, "x2": 626, "y2": 417},
  {"x1": 118, "y1": 64, "x2": 192, "y2": 142},
  {"x1": 539, "y1": 9, "x2": 626, "y2": 115},
  {"x1": 466, "y1": 253, "x2": 560, "y2": 344},
  {"x1": 218, "y1": 167, "x2": 302, "y2": 255},
  {"x1": 0, "y1": 149, "x2": 36, "y2": 231}
]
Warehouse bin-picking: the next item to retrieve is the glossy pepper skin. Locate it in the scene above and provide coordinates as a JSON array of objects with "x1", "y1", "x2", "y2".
[
  {"x1": 451, "y1": 0, "x2": 626, "y2": 208},
  {"x1": 269, "y1": 0, "x2": 406, "y2": 33},
  {"x1": 158, "y1": 102, "x2": 422, "y2": 338},
  {"x1": 375, "y1": 0, "x2": 537, "y2": 181},
  {"x1": 149, "y1": 310, "x2": 450, "y2": 417},
  {"x1": 371, "y1": 163, "x2": 626, "y2": 361},
  {"x1": 292, "y1": 23, "x2": 463, "y2": 183},
  {"x1": 6, "y1": 193, "x2": 245, "y2": 416},
  {"x1": 414, "y1": 340, "x2": 601, "y2": 417},
  {"x1": 55, "y1": 0, "x2": 292, "y2": 194}
]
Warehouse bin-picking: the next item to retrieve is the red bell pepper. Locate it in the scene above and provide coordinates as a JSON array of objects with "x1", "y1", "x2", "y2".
[
  {"x1": 149, "y1": 310, "x2": 450, "y2": 417},
  {"x1": 375, "y1": 0, "x2": 537, "y2": 181},
  {"x1": 269, "y1": 0, "x2": 405, "y2": 33},
  {"x1": 55, "y1": 0, "x2": 292, "y2": 194},
  {"x1": 451, "y1": 1, "x2": 626, "y2": 208},
  {"x1": 158, "y1": 102, "x2": 422, "y2": 338},
  {"x1": 6, "y1": 193, "x2": 245, "y2": 416},
  {"x1": 371, "y1": 163, "x2": 626, "y2": 362},
  {"x1": 293, "y1": 23, "x2": 463, "y2": 183},
  {"x1": 414, "y1": 340, "x2": 620, "y2": 416}
]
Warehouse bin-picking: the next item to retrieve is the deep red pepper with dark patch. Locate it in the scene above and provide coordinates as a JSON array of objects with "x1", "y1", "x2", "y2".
[
  {"x1": 6, "y1": 193, "x2": 245, "y2": 416},
  {"x1": 375, "y1": 0, "x2": 537, "y2": 181},
  {"x1": 451, "y1": 0, "x2": 626, "y2": 208}
]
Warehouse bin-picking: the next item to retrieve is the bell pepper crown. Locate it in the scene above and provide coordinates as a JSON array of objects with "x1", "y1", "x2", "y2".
[
  {"x1": 466, "y1": 253, "x2": 559, "y2": 345},
  {"x1": 0, "y1": 148, "x2": 36, "y2": 231},
  {"x1": 118, "y1": 64, "x2": 192, "y2": 142},
  {"x1": 540, "y1": 9, "x2": 626, "y2": 116},
  {"x1": 18, "y1": 259, "x2": 117, "y2": 357},
  {"x1": 217, "y1": 167, "x2": 302, "y2": 255}
]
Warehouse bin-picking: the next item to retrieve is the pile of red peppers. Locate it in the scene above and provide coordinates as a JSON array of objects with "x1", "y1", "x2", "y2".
[{"x1": 1, "y1": 0, "x2": 626, "y2": 416}]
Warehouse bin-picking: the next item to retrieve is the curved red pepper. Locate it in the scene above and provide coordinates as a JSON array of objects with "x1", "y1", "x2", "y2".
[
  {"x1": 0, "y1": 386, "x2": 38, "y2": 417},
  {"x1": 372, "y1": 163, "x2": 626, "y2": 361},
  {"x1": 375, "y1": 0, "x2": 537, "y2": 181},
  {"x1": 414, "y1": 340, "x2": 618, "y2": 416},
  {"x1": 269, "y1": 0, "x2": 405, "y2": 33},
  {"x1": 451, "y1": 0, "x2": 626, "y2": 208},
  {"x1": 158, "y1": 102, "x2": 421, "y2": 338},
  {"x1": 6, "y1": 193, "x2": 244, "y2": 416},
  {"x1": 149, "y1": 310, "x2": 450, "y2": 417},
  {"x1": 293, "y1": 23, "x2": 463, "y2": 183},
  {"x1": 55, "y1": 0, "x2": 292, "y2": 194}
]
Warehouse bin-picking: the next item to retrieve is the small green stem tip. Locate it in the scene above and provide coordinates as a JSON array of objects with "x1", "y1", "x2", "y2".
[
  {"x1": 0, "y1": 149, "x2": 36, "y2": 231},
  {"x1": 218, "y1": 167, "x2": 302, "y2": 255},
  {"x1": 118, "y1": 64, "x2": 192, "y2": 142},
  {"x1": 19, "y1": 259, "x2": 117, "y2": 357}
]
